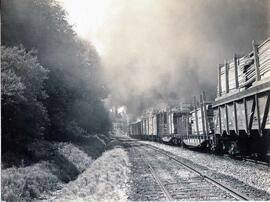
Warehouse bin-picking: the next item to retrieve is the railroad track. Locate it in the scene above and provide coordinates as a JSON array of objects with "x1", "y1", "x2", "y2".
[
  {"x1": 242, "y1": 158, "x2": 269, "y2": 166},
  {"x1": 224, "y1": 154, "x2": 270, "y2": 167},
  {"x1": 143, "y1": 145, "x2": 250, "y2": 201},
  {"x1": 128, "y1": 146, "x2": 169, "y2": 201},
  {"x1": 137, "y1": 149, "x2": 174, "y2": 201},
  {"x1": 118, "y1": 137, "x2": 270, "y2": 200},
  {"x1": 126, "y1": 139, "x2": 251, "y2": 201}
]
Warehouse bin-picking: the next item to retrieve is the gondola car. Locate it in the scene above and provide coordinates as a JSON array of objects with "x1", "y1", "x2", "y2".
[{"x1": 211, "y1": 38, "x2": 270, "y2": 155}]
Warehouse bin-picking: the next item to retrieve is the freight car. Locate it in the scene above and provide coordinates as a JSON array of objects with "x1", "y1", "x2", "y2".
[
  {"x1": 128, "y1": 101, "x2": 211, "y2": 147},
  {"x1": 128, "y1": 37, "x2": 270, "y2": 157},
  {"x1": 182, "y1": 93, "x2": 214, "y2": 148},
  {"x1": 211, "y1": 38, "x2": 270, "y2": 156},
  {"x1": 129, "y1": 105, "x2": 191, "y2": 144}
]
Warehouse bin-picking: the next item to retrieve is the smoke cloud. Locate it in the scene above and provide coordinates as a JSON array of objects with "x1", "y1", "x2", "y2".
[{"x1": 61, "y1": 0, "x2": 270, "y2": 119}]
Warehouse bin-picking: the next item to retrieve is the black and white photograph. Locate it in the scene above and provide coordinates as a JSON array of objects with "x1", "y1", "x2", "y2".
[{"x1": 1, "y1": 0, "x2": 270, "y2": 201}]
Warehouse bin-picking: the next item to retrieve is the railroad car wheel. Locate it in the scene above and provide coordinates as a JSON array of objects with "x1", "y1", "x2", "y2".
[
  {"x1": 211, "y1": 134, "x2": 223, "y2": 154},
  {"x1": 172, "y1": 138, "x2": 178, "y2": 145},
  {"x1": 177, "y1": 138, "x2": 182, "y2": 146},
  {"x1": 227, "y1": 141, "x2": 240, "y2": 156}
]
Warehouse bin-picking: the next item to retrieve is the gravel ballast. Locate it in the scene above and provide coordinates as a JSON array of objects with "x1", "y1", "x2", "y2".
[{"x1": 140, "y1": 140, "x2": 270, "y2": 195}]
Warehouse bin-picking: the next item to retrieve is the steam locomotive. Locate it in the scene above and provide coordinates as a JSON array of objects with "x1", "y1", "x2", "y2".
[{"x1": 128, "y1": 37, "x2": 270, "y2": 157}]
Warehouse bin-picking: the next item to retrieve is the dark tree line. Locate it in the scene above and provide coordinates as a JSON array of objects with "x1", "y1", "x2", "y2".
[{"x1": 1, "y1": 0, "x2": 111, "y2": 155}]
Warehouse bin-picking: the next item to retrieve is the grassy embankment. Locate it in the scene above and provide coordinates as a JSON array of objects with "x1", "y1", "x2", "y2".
[{"x1": 1, "y1": 135, "x2": 112, "y2": 201}]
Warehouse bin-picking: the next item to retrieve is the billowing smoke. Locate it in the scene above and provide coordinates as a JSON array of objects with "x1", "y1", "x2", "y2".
[
  {"x1": 99, "y1": 0, "x2": 270, "y2": 119},
  {"x1": 61, "y1": 0, "x2": 270, "y2": 120}
]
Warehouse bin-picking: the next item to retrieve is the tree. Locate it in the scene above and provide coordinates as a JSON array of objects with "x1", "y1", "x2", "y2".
[
  {"x1": 1, "y1": 46, "x2": 49, "y2": 153},
  {"x1": 2, "y1": 0, "x2": 111, "y2": 143}
]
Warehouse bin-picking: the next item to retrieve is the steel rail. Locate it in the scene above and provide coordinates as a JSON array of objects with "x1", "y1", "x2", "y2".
[
  {"x1": 242, "y1": 158, "x2": 269, "y2": 166},
  {"x1": 146, "y1": 145, "x2": 251, "y2": 201},
  {"x1": 136, "y1": 148, "x2": 174, "y2": 201},
  {"x1": 224, "y1": 154, "x2": 269, "y2": 167}
]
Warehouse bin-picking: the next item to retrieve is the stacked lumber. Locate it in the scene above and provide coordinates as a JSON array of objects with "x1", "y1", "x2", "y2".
[
  {"x1": 219, "y1": 64, "x2": 226, "y2": 96},
  {"x1": 217, "y1": 37, "x2": 270, "y2": 97},
  {"x1": 238, "y1": 54, "x2": 255, "y2": 90},
  {"x1": 228, "y1": 60, "x2": 236, "y2": 91},
  {"x1": 258, "y1": 38, "x2": 270, "y2": 79}
]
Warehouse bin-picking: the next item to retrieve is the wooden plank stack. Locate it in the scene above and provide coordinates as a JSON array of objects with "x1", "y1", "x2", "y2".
[
  {"x1": 238, "y1": 53, "x2": 255, "y2": 90},
  {"x1": 258, "y1": 38, "x2": 270, "y2": 79},
  {"x1": 217, "y1": 37, "x2": 270, "y2": 97},
  {"x1": 228, "y1": 60, "x2": 236, "y2": 91}
]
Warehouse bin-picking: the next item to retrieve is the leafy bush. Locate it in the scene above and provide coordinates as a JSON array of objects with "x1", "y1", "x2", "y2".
[
  {"x1": 75, "y1": 135, "x2": 107, "y2": 160},
  {"x1": 1, "y1": 162, "x2": 60, "y2": 202},
  {"x1": 1, "y1": 140, "x2": 99, "y2": 201},
  {"x1": 56, "y1": 142, "x2": 93, "y2": 172}
]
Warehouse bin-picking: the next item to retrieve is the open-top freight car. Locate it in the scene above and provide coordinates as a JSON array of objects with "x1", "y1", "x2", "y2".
[
  {"x1": 211, "y1": 38, "x2": 270, "y2": 156},
  {"x1": 182, "y1": 93, "x2": 214, "y2": 148}
]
